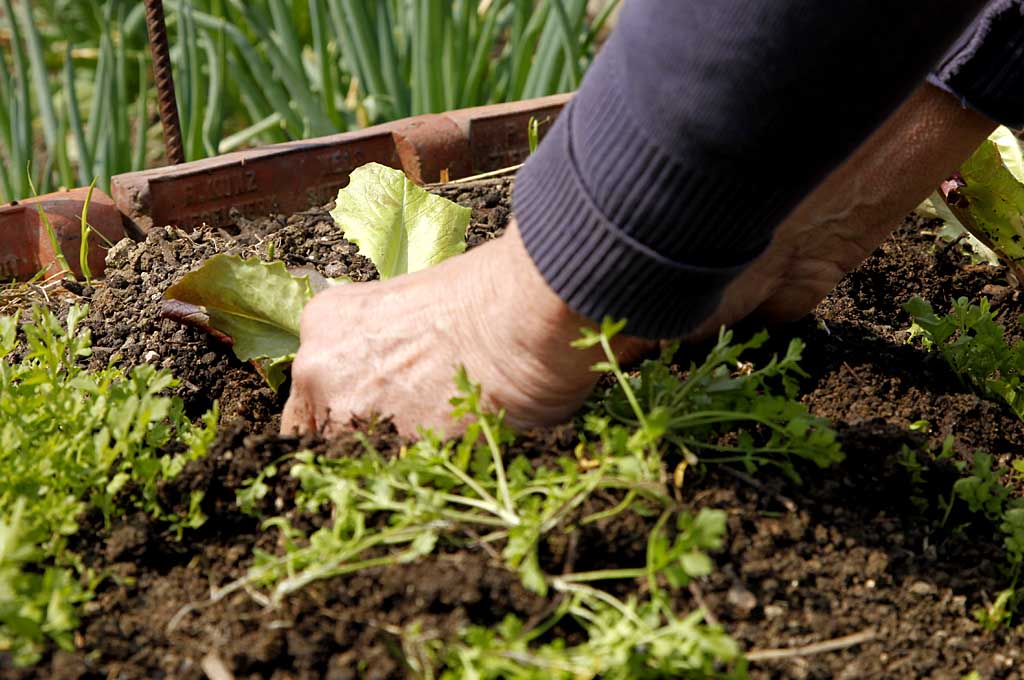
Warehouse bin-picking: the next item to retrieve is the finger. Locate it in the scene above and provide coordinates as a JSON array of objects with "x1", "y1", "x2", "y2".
[
  {"x1": 318, "y1": 405, "x2": 353, "y2": 439},
  {"x1": 280, "y1": 393, "x2": 315, "y2": 436}
]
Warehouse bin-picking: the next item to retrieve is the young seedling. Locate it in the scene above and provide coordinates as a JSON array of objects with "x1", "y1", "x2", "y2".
[
  {"x1": 26, "y1": 164, "x2": 73, "y2": 281},
  {"x1": 161, "y1": 162, "x2": 470, "y2": 390},
  {"x1": 577, "y1": 317, "x2": 843, "y2": 484},
  {"x1": 75, "y1": 178, "x2": 116, "y2": 286},
  {"x1": 0, "y1": 304, "x2": 217, "y2": 665},
  {"x1": 919, "y1": 126, "x2": 1024, "y2": 278},
  {"x1": 209, "y1": 320, "x2": 836, "y2": 676},
  {"x1": 936, "y1": 444, "x2": 1024, "y2": 629},
  {"x1": 905, "y1": 296, "x2": 1024, "y2": 420}
]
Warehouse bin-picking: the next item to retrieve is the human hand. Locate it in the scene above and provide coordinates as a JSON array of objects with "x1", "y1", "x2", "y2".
[
  {"x1": 282, "y1": 84, "x2": 993, "y2": 436},
  {"x1": 281, "y1": 222, "x2": 646, "y2": 436},
  {"x1": 690, "y1": 83, "x2": 996, "y2": 337}
]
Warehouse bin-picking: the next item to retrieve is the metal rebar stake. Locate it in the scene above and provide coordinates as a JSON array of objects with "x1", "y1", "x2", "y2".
[{"x1": 144, "y1": 0, "x2": 185, "y2": 165}]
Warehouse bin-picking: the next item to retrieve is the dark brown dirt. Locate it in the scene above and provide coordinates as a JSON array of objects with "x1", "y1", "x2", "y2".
[{"x1": 8, "y1": 182, "x2": 1024, "y2": 679}]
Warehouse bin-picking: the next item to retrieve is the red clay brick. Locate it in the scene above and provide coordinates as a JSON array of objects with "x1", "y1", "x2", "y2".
[
  {"x1": 443, "y1": 93, "x2": 570, "y2": 173},
  {"x1": 109, "y1": 95, "x2": 571, "y2": 233},
  {"x1": 111, "y1": 128, "x2": 402, "y2": 233},
  {"x1": 0, "y1": 188, "x2": 124, "y2": 281}
]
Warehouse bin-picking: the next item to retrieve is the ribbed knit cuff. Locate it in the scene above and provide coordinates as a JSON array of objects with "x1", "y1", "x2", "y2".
[
  {"x1": 513, "y1": 48, "x2": 790, "y2": 340},
  {"x1": 929, "y1": 0, "x2": 1024, "y2": 128}
]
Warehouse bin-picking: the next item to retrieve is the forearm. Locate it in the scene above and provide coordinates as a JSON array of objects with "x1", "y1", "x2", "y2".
[
  {"x1": 694, "y1": 82, "x2": 997, "y2": 335},
  {"x1": 514, "y1": 0, "x2": 988, "y2": 339}
]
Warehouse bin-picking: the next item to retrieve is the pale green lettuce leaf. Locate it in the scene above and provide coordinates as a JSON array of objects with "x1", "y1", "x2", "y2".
[
  {"x1": 162, "y1": 162, "x2": 469, "y2": 391},
  {"x1": 990, "y1": 125, "x2": 1024, "y2": 183},
  {"x1": 919, "y1": 126, "x2": 1023, "y2": 268},
  {"x1": 162, "y1": 255, "x2": 316, "y2": 391},
  {"x1": 952, "y1": 138, "x2": 1024, "y2": 279},
  {"x1": 330, "y1": 162, "x2": 470, "y2": 279}
]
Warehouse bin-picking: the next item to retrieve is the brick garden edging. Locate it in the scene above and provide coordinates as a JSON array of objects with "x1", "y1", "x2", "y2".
[
  {"x1": 0, "y1": 187, "x2": 125, "y2": 281},
  {"x1": 0, "y1": 94, "x2": 569, "y2": 281},
  {"x1": 111, "y1": 93, "x2": 570, "y2": 234}
]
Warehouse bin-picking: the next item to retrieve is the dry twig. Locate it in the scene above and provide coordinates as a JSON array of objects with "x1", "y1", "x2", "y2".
[{"x1": 746, "y1": 627, "x2": 877, "y2": 662}]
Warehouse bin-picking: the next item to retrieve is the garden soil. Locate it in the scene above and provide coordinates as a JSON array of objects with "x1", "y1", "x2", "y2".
[{"x1": 8, "y1": 176, "x2": 1024, "y2": 679}]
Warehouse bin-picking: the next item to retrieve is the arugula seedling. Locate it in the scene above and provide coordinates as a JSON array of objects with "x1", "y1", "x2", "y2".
[
  {"x1": 217, "y1": 321, "x2": 835, "y2": 676},
  {"x1": 937, "y1": 444, "x2": 1024, "y2": 628},
  {"x1": 433, "y1": 508, "x2": 742, "y2": 679},
  {"x1": 578, "y1": 318, "x2": 843, "y2": 484},
  {"x1": 905, "y1": 296, "x2": 1024, "y2": 420},
  {"x1": 974, "y1": 587, "x2": 1016, "y2": 632},
  {"x1": 0, "y1": 305, "x2": 218, "y2": 664}
]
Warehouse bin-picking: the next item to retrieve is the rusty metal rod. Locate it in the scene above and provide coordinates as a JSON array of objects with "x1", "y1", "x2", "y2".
[{"x1": 144, "y1": 0, "x2": 185, "y2": 165}]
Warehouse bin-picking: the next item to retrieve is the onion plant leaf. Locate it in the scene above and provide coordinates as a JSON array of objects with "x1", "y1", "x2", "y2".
[
  {"x1": 330, "y1": 162, "x2": 470, "y2": 279},
  {"x1": 162, "y1": 255, "x2": 317, "y2": 391}
]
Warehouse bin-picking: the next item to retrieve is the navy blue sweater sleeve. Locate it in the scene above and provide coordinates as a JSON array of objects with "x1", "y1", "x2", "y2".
[
  {"x1": 930, "y1": 0, "x2": 1024, "y2": 127},
  {"x1": 513, "y1": 0, "x2": 987, "y2": 339}
]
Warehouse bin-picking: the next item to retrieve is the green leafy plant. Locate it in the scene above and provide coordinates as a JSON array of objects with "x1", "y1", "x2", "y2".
[
  {"x1": 938, "y1": 446, "x2": 1024, "y2": 630},
  {"x1": 162, "y1": 162, "x2": 470, "y2": 390},
  {"x1": 433, "y1": 578, "x2": 743, "y2": 679},
  {"x1": 953, "y1": 452, "x2": 1013, "y2": 522},
  {"x1": 0, "y1": 305, "x2": 218, "y2": 664},
  {"x1": 904, "y1": 296, "x2": 1024, "y2": 420},
  {"x1": 918, "y1": 126, "x2": 1024, "y2": 273},
  {"x1": 329, "y1": 162, "x2": 470, "y2": 277},
  {"x1": 199, "y1": 320, "x2": 839, "y2": 676},
  {"x1": 575, "y1": 319, "x2": 843, "y2": 483},
  {"x1": 217, "y1": 366, "x2": 656, "y2": 605},
  {"x1": 974, "y1": 587, "x2": 1016, "y2": 632},
  {"x1": 212, "y1": 373, "x2": 745, "y2": 677},
  {"x1": 163, "y1": 256, "x2": 318, "y2": 390}
]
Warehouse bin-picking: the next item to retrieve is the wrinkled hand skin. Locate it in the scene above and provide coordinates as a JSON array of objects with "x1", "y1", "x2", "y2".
[
  {"x1": 690, "y1": 83, "x2": 995, "y2": 338},
  {"x1": 283, "y1": 83, "x2": 994, "y2": 437},
  {"x1": 282, "y1": 221, "x2": 646, "y2": 436}
]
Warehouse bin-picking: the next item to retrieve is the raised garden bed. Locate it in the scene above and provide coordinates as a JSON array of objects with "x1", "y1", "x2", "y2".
[{"x1": 6, "y1": 169, "x2": 1024, "y2": 678}]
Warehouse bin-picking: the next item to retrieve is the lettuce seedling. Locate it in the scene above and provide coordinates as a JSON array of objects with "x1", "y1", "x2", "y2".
[
  {"x1": 163, "y1": 257, "x2": 317, "y2": 391},
  {"x1": 330, "y1": 162, "x2": 469, "y2": 278},
  {"x1": 919, "y1": 126, "x2": 1024, "y2": 279},
  {"x1": 162, "y1": 162, "x2": 470, "y2": 390}
]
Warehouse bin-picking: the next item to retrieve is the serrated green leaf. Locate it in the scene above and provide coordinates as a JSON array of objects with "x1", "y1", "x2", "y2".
[
  {"x1": 330, "y1": 163, "x2": 469, "y2": 279},
  {"x1": 163, "y1": 255, "x2": 316, "y2": 391}
]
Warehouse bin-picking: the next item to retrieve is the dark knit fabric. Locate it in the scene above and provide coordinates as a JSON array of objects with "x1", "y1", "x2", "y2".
[
  {"x1": 514, "y1": 0, "x2": 992, "y2": 339},
  {"x1": 930, "y1": 0, "x2": 1024, "y2": 128}
]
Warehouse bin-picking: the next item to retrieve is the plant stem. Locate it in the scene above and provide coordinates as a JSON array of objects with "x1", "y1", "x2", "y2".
[{"x1": 479, "y1": 415, "x2": 516, "y2": 520}]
